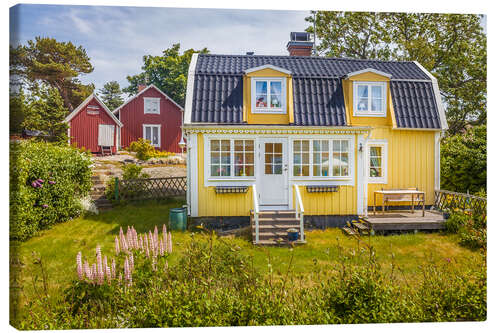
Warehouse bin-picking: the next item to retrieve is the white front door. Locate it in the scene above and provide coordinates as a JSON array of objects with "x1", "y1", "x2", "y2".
[
  {"x1": 98, "y1": 124, "x2": 115, "y2": 147},
  {"x1": 258, "y1": 138, "x2": 289, "y2": 209}
]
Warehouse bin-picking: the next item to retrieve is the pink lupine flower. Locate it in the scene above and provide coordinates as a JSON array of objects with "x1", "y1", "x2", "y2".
[
  {"x1": 42, "y1": 204, "x2": 48, "y2": 208},
  {"x1": 76, "y1": 252, "x2": 83, "y2": 280},
  {"x1": 138, "y1": 235, "x2": 143, "y2": 251},
  {"x1": 106, "y1": 265, "x2": 111, "y2": 284},
  {"x1": 37, "y1": 179, "x2": 44, "y2": 183},
  {"x1": 115, "y1": 236, "x2": 120, "y2": 255},
  {"x1": 148, "y1": 231, "x2": 154, "y2": 252},
  {"x1": 124, "y1": 257, "x2": 132, "y2": 286},
  {"x1": 92, "y1": 263, "x2": 97, "y2": 284},
  {"x1": 154, "y1": 226, "x2": 159, "y2": 245},
  {"x1": 31, "y1": 181, "x2": 38, "y2": 188},
  {"x1": 129, "y1": 254, "x2": 134, "y2": 272},
  {"x1": 167, "y1": 232, "x2": 172, "y2": 253},
  {"x1": 111, "y1": 258, "x2": 116, "y2": 279},
  {"x1": 103, "y1": 255, "x2": 108, "y2": 275},
  {"x1": 162, "y1": 224, "x2": 168, "y2": 253},
  {"x1": 159, "y1": 239, "x2": 164, "y2": 256},
  {"x1": 48, "y1": 180, "x2": 56, "y2": 185},
  {"x1": 84, "y1": 260, "x2": 91, "y2": 280}
]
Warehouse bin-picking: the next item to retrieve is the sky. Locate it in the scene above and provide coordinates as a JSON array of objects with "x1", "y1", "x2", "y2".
[{"x1": 10, "y1": 4, "x2": 310, "y2": 92}]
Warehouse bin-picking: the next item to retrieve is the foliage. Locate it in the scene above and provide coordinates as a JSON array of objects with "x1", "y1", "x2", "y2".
[
  {"x1": 306, "y1": 12, "x2": 486, "y2": 134},
  {"x1": 122, "y1": 164, "x2": 149, "y2": 180},
  {"x1": 21, "y1": 84, "x2": 69, "y2": 143},
  {"x1": 9, "y1": 140, "x2": 92, "y2": 241},
  {"x1": 441, "y1": 125, "x2": 486, "y2": 193},
  {"x1": 10, "y1": 36, "x2": 94, "y2": 110},
  {"x1": 123, "y1": 43, "x2": 209, "y2": 106},
  {"x1": 445, "y1": 211, "x2": 486, "y2": 250},
  {"x1": 10, "y1": 89, "x2": 26, "y2": 134},
  {"x1": 98, "y1": 81, "x2": 124, "y2": 111},
  {"x1": 128, "y1": 138, "x2": 171, "y2": 160},
  {"x1": 14, "y1": 229, "x2": 486, "y2": 329}
]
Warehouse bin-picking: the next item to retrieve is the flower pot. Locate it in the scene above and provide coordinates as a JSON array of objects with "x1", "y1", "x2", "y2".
[{"x1": 287, "y1": 228, "x2": 299, "y2": 242}]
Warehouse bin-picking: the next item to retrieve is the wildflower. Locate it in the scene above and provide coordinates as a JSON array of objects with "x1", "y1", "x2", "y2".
[
  {"x1": 42, "y1": 204, "x2": 48, "y2": 208},
  {"x1": 106, "y1": 265, "x2": 111, "y2": 284},
  {"x1": 91, "y1": 263, "x2": 97, "y2": 284},
  {"x1": 129, "y1": 254, "x2": 134, "y2": 272},
  {"x1": 124, "y1": 257, "x2": 132, "y2": 286},
  {"x1": 31, "y1": 181, "x2": 38, "y2": 188},
  {"x1": 37, "y1": 179, "x2": 44, "y2": 183},
  {"x1": 159, "y1": 239, "x2": 164, "y2": 256},
  {"x1": 76, "y1": 252, "x2": 83, "y2": 280},
  {"x1": 167, "y1": 232, "x2": 172, "y2": 253},
  {"x1": 48, "y1": 180, "x2": 56, "y2": 185},
  {"x1": 138, "y1": 235, "x2": 143, "y2": 251},
  {"x1": 84, "y1": 260, "x2": 91, "y2": 280},
  {"x1": 115, "y1": 236, "x2": 120, "y2": 255},
  {"x1": 111, "y1": 258, "x2": 116, "y2": 279}
]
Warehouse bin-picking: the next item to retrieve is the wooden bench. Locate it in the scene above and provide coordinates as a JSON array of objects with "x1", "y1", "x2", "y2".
[{"x1": 374, "y1": 188, "x2": 425, "y2": 216}]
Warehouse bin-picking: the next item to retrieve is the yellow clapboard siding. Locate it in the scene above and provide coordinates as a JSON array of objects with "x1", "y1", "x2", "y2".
[{"x1": 367, "y1": 128, "x2": 435, "y2": 206}]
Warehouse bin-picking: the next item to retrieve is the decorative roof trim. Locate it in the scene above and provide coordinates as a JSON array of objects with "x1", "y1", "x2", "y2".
[
  {"x1": 184, "y1": 53, "x2": 199, "y2": 125},
  {"x1": 182, "y1": 125, "x2": 371, "y2": 135},
  {"x1": 244, "y1": 64, "x2": 292, "y2": 75},
  {"x1": 345, "y1": 68, "x2": 392, "y2": 79},
  {"x1": 64, "y1": 93, "x2": 123, "y2": 127},
  {"x1": 413, "y1": 61, "x2": 448, "y2": 131},
  {"x1": 112, "y1": 84, "x2": 183, "y2": 115}
]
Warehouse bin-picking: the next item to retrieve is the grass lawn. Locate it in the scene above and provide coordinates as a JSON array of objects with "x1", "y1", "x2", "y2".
[{"x1": 10, "y1": 200, "x2": 484, "y2": 323}]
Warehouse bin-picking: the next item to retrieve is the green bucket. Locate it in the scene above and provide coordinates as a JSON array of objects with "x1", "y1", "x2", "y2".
[{"x1": 169, "y1": 207, "x2": 187, "y2": 231}]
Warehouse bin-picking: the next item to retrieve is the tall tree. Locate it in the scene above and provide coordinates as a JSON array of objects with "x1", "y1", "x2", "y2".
[
  {"x1": 306, "y1": 12, "x2": 486, "y2": 134},
  {"x1": 22, "y1": 84, "x2": 69, "y2": 143},
  {"x1": 10, "y1": 37, "x2": 94, "y2": 111},
  {"x1": 124, "y1": 43, "x2": 209, "y2": 106},
  {"x1": 98, "y1": 81, "x2": 124, "y2": 111},
  {"x1": 10, "y1": 89, "x2": 26, "y2": 134}
]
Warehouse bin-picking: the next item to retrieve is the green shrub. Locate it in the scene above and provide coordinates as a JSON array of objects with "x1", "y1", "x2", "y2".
[
  {"x1": 122, "y1": 164, "x2": 149, "y2": 180},
  {"x1": 9, "y1": 140, "x2": 92, "y2": 240},
  {"x1": 128, "y1": 138, "x2": 175, "y2": 161},
  {"x1": 444, "y1": 211, "x2": 469, "y2": 233}
]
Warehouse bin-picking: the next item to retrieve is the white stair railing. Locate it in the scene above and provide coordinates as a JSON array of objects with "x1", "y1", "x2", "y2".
[
  {"x1": 251, "y1": 184, "x2": 260, "y2": 243},
  {"x1": 293, "y1": 184, "x2": 305, "y2": 242}
]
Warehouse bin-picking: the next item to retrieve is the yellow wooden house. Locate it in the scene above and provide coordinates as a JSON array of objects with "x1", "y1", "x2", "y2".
[{"x1": 182, "y1": 33, "x2": 447, "y2": 244}]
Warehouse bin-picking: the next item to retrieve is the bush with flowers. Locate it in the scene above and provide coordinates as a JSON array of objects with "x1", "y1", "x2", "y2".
[
  {"x1": 10, "y1": 140, "x2": 93, "y2": 240},
  {"x1": 128, "y1": 138, "x2": 175, "y2": 161}
]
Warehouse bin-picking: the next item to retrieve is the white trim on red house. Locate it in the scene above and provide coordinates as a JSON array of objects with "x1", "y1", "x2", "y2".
[
  {"x1": 244, "y1": 64, "x2": 292, "y2": 75},
  {"x1": 142, "y1": 124, "x2": 162, "y2": 148},
  {"x1": 345, "y1": 68, "x2": 392, "y2": 79},
  {"x1": 183, "y1": 53, "x2": 199, "y2": 125},
  {"x1": 64, "y1": 93, "x2": 123, "y2": 127},
  {"x1": 112, "y1": 84, "x2": 184, "y2": 115},
  {"x1": 412, "y1": 61, "x2": 448, "y2": 131}
]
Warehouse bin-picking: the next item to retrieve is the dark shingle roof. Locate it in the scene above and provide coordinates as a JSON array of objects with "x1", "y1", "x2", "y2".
[
  {"x1": 189, "y1": 54, "x2": 442, "y2": 129},
  {"x1": 390, "y1": 81, "x2": 441, "y2": 129},
  {"x1": 195, "y1": 54, "x2": 429, "y2": 80}
]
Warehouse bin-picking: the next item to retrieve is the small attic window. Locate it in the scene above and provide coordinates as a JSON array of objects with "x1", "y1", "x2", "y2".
[
  {"x1": 251, "y1": 77, "x2": 286, "y2": 114},
  {"x1": 353, "y1": 82, "x2": 387, "y2": 117},
  {"x1": 144, "y1": 97, "x2": 160, "y2": 114}
]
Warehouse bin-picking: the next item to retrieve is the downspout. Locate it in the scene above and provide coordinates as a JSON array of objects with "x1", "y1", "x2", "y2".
[
  {"x1": 362, "y1": 130, "x2": 372, "y2": 216},
  {"x1": 185, "y1": 130, "x2": 191, "y2": 216}
]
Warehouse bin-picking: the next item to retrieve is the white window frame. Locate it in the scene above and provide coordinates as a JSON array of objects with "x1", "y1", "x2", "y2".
[
  {"x1": 143, "y1": 124, "x2": 161, "y2": 148},
  {"x1": 353, "y1": 81, "x2": 387, "y2": 117},
  {"x1": 291, "y1": 136, "x2": 355, "y2": 181},
  {"x1": 251, "y1": 77, "x2": 287, "y2": 114},
  {"x1": 144, "y1": 97, "x2": 160, "y2": 114},
  {"x1": 204, "y1": 135, "x2": 257, "y2": 183},
  {"x1": 366, "y1": 139, "x2": 388, "y2": 184}
]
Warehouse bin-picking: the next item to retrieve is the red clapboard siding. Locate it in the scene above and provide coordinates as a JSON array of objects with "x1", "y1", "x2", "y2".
[
  {"x1": 118, "y1": 86, "x2": 183, "y2": 153},
  {"x1": 69, "y1": 96, "x2": 118, "y2": 153}
]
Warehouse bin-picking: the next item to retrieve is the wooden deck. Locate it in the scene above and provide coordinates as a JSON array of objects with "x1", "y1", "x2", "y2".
[{"x1": 362, "y1": 210, "x2": 445, "y2": 231}]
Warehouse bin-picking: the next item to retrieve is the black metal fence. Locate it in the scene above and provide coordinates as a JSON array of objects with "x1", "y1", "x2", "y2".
[
  {"x1": 434, "y1": 189, "x2": 487, "y2": 218},
  {"x1": 115, "y1": 176, "x2": 187, "y2": 201}
]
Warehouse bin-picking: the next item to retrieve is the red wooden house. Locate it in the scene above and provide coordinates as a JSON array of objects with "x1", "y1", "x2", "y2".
[
  {"x1": 113, "y1": 84, "x2": 184, "y2": 153},
  {"x1": 64, "y1": 93, "x2": 123, "y2": 154}
]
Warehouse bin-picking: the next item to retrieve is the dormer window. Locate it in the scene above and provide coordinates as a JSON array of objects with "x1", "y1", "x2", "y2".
[
  {"x1": 353, "y1": 82, "x2": 387, "y2": 116},
  {"x1": 144, "y1": 97, "x2": 160, "y2": 114},
  {"x1": 251, "y1": 77, "x2": 286, "y2": 114}
]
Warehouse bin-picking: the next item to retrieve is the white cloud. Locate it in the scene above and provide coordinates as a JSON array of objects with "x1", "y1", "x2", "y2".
[{"x1": 16, "y1": 5, "x2": 310, "y2": 91}]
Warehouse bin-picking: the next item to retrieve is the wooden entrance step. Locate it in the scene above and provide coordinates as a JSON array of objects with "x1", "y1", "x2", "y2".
[
  {"x1": 342, "y1": 226, "x2": 357, "y2": 236},
  {"x1": 352, "y1": 222, "x2": 370, "y2": 234},
  {"x1": 250, "y1": 209, "x2": 305, "y2": 245}
]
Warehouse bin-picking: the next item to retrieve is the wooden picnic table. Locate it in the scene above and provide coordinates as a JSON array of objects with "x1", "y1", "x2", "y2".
[{"x1": 374, "y1": 189, "x2": 425, "y2": 217}]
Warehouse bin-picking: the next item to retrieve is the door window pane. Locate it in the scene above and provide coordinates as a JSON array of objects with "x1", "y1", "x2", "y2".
[{"x1": 264, "y1": 143, "x2": 283, "y2": 175}]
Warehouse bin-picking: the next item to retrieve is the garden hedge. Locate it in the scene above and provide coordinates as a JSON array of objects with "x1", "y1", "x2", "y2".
[{"x1": 10, "y1": 140, "x2": 93, "y2": 240}]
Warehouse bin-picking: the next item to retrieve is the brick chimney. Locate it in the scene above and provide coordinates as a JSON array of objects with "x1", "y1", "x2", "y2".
[
  {"x1": 287, "y1": 32, "x2": 313, "y2": 56},
  {"x1": 138, "y1": 84, "x2": 147, "y2": 93}
]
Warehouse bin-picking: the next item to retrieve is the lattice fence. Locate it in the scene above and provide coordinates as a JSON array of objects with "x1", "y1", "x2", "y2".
[
  {"x1": 434, "y1": 189, "x2": 487, "y2": 219},
  {"x1": 117, "y1": 176, "x2": 187, "y2": 201}
]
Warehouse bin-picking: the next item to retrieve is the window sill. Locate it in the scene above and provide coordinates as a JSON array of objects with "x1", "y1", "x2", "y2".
[
  {"x1": 251, "y1": 109, "x2": 287, "y2": 114},
  {"x1": 144, "y1": 112, "x2": 160, "y2": 115},
  {"x1": 291, "y1": 177, "x2": 353, "y2": 182},
  {"x1": 368, "y1": 178, "x2": 387, "y2": 184},
  {"x1": 353, "y1": 111, "x2": 386, "y2": 117}
]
